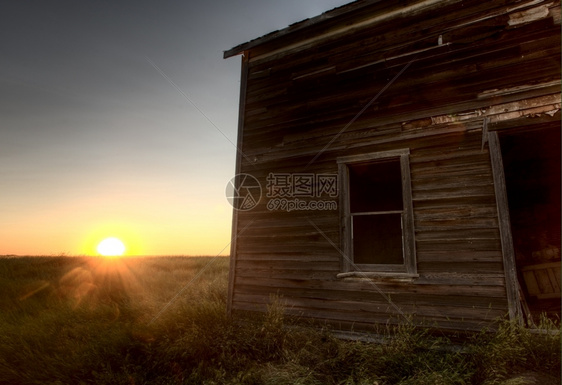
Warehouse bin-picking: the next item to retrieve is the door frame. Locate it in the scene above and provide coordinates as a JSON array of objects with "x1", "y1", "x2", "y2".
[{"x1": 488, "y1": 131, "x2": 525, "y2": 324}]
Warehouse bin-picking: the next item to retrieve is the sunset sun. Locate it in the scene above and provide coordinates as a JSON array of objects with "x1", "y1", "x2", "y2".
[{"x1": 96, "y1": 237, "x2": 126, "y2": 257}]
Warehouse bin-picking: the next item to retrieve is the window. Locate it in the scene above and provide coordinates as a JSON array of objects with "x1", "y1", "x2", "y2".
[{"x1": 338, "y1": 149, "x2": 416, "y2": 277}]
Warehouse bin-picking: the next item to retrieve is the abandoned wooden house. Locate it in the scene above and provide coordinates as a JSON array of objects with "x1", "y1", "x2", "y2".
[{"x1": 224, "y1": 0, "x2": 561, "y2": 332}]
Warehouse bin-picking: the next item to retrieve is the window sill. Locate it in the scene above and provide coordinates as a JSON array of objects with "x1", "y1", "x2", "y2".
[{"x1": 336, "y1": 271, "x2": 419, "y2": 282}]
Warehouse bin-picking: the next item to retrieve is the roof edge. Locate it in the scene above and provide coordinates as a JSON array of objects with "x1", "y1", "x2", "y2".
[{"x1": 223, "y1": 0, "x2": 377, "y2": 59}]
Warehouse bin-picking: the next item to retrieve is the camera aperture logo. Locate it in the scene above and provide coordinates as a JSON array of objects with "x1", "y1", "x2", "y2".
[
  {"x1": 226, "y1": 172, "x2": 338, "y2": 212},
  {"x1": 225, "y1": 174, "x2": 262, "y2": 211}
]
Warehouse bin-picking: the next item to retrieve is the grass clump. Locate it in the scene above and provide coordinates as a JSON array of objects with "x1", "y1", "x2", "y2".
[
  {"x1": 468, "y1": 315, "x2": 561, "y2": 385},
  {"x1": 0, "y1": 256, "x2": 559, "y2": 384}
]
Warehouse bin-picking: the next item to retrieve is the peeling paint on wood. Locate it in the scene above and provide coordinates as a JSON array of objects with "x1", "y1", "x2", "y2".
[
  {"x1": 508, "y1": 5, "x2": 551, "y2": 26},
  {"x1": 407, "y1": 94, "x2": 561, "y2": 127}
]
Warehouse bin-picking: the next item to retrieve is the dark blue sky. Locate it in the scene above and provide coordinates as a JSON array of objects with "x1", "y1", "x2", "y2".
[{"x1": 0, "y1": 0, "x2": 351, "y2": 255}]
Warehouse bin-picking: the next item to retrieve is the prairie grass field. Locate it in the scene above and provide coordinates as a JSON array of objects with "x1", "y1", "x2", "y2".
[{"x1": 0, "y1": 256, "x2": 559, "y2": 385}]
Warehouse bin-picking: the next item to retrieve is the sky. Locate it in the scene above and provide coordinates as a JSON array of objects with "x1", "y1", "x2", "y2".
[{"x1": 0, "y1": 0, "x2": 352, "y2": 257}]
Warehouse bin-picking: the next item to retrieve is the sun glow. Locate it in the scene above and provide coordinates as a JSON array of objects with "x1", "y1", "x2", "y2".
[{"x1": 97, "y1": 237, "x2": 126, "y2": 257}]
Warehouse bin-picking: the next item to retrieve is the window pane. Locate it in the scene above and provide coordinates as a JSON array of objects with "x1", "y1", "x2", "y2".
[
  {"x1": 353, "y1": 214, "x2": 404, "y2": 264},
  {"x1": 349, "y1": 158, "x2": 403, "y2": 213}
]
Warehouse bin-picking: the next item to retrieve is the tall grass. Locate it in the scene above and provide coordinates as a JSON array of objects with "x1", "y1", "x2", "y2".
[{"x1": 0, "y1": 256, "x2": 559, "y2": 385}]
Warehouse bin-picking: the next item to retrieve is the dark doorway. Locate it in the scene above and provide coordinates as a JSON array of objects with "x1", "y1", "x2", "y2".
[{"x1": 499, "y1": 125, "x2": 561, "y2": 325}]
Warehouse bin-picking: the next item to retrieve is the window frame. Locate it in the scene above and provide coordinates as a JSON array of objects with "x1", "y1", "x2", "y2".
[{"x1": 338, "y1": 149, "x2": 417, "y2": 277}]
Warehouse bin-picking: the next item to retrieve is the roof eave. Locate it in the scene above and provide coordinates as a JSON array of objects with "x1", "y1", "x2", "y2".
[
  {"x1": 223, "y1": 0, "x2": 376, "y2": 59},
  {"x1": 223, "y1": 0, "x2": 464, "y2": 59}
]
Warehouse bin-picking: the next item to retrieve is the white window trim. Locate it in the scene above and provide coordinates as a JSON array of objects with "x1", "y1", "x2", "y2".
[{"x1": 337, "y1": 149, "x2": 417, "y2": 277}]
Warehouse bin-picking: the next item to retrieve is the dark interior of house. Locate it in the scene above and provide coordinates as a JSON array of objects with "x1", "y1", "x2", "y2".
[{"x1": 500, "y1": 125, "x2": 561, "y2": 325}]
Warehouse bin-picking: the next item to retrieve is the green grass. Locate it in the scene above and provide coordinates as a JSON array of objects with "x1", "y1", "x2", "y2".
[{"x1": 0, "y1": 256, "x2": 559, "y2": 385}]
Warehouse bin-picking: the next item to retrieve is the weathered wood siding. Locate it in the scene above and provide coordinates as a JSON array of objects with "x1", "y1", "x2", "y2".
[{"x1": 229, "y1": 0, "x2": 561, "y2": 331}]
